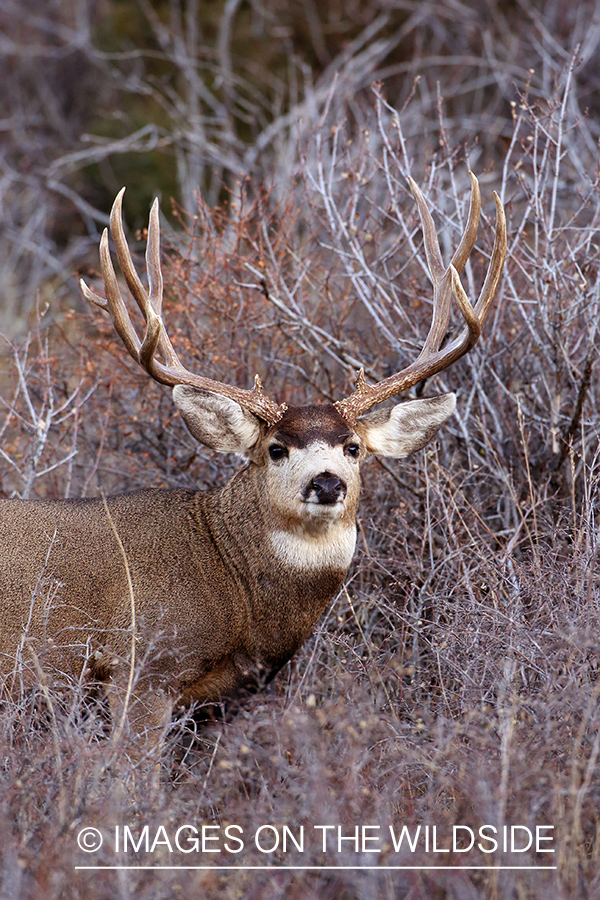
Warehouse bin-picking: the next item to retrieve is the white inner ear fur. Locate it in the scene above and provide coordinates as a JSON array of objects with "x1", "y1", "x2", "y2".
[
  {"x1": 172, "y1": 385, "x2": 261, "y2": 454},
  {"x1": 356, "y1": 393, "x2": 456, "y2": 458}
]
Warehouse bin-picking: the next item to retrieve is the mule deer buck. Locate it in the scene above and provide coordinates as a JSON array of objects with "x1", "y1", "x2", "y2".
[{"x1": 0, "y1": 174, "x2": 505, "y2": 747}]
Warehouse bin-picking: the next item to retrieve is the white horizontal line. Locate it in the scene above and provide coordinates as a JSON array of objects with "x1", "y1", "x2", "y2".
[{"x1": 75, "y1": 865, "x2": 557, "y2": 871}]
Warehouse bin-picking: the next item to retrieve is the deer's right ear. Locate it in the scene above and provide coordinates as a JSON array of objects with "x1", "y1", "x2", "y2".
[{"x1": 173, "y1": 386, "x2": 262, "y2": 454}]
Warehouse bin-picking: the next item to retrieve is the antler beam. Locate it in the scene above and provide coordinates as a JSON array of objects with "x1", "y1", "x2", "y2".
[{"x1": 335, "y1": 172, "x2": 506, "y2": 424}]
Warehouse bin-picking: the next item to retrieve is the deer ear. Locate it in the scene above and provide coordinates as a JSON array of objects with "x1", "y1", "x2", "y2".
[
  {"x1": 173, "y1": 385, "x2": 261, "y2": 454},
  {"x1": 355, "y1": 393, "x2": 456, "y2": 458}
]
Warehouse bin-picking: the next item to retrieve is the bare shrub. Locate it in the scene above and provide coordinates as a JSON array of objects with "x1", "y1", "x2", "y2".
[{"x1": 1, "y1": 6, "x2": 600, "y2": 900}]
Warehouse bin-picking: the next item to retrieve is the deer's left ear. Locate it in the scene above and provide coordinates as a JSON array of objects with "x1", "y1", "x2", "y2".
[{"x1": 354, "y1": 393, "x2": 456, "y2": 458}]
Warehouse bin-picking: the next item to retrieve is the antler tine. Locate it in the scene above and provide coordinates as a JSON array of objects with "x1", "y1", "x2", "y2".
[
  {"x1": 474, "y1": 191, "x2": 506, "y2": 323},
  {"x1": 109, "y1": 189, "x2": 180, "y2": 372},
  {"x1": 407, "y1": 177, "x2": 452, "y2": 361},
  {"x1": 450, "y1": 171, "x2": 481, "y2": 275},
  {"x1": 335, "y1": 173, "x2": 506, "y2": 425},
  {"x1": 408, "y1": 176, "x2": 446, "y2": 283},
  {"x1": 81, "y1": 191, "x2": 287, "y2": 426},
  {"x1": 80, "y1": 228, "x2": 142, "y2": 363},
  {"x1": 406, "y1": 171, "x2": 481, "y2": 359}
]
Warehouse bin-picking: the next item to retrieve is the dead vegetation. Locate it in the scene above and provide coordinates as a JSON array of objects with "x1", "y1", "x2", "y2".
[{"x1": 1, "y1": 2, "x2": 600, "y2": 898}]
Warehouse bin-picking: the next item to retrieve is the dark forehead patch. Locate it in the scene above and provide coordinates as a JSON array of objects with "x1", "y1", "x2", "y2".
[{"x1": 270, "y1": 404, "x2": 354, "y2": 448}]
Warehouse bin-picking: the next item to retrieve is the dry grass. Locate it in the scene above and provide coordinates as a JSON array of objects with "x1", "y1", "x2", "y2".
[{"x1": 1, "y1": 6, "x2": 600, "y2": 899}]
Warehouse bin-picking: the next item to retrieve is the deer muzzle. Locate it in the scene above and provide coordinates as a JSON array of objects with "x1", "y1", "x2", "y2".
[{"x1": 305, "y1": 472, "x2": 347, "y2": 505}]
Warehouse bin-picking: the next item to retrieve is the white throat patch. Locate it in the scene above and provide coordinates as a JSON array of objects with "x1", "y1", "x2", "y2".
[{"x1": 269, "y1": 522, "x2": 357, "y2": 572}]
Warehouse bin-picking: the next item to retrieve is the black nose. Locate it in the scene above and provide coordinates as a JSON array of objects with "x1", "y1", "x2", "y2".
[{"x1": 309, "y1": 472, "x2": 346, "y2": 505}]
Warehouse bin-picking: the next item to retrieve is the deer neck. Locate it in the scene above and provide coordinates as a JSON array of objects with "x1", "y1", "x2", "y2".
[{"x1": 195, "y1": 465, "x2": 356, "y2": 659}]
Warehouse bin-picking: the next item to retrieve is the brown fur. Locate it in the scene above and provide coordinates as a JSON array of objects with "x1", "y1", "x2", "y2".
[
  {"x1": 269, "y1": 404, "x2": 353, "y2": 449},
  {"x1": 0, "y1": 394, "x2": 455, "y2": 744},
  {"x1": 0, "y1": 447, "x2": 350, "y2": 735}
]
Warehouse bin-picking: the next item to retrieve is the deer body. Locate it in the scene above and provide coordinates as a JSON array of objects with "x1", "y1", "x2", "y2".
[
  {"x1": 0, "y1": 175, "x2": 506, "y2": 742},
  {"x1": 0, "y1": 482, "x2": 343, "y2": 703},
  {"x1": 0, "y1": 399, "x2": 452, "y2": 712}
]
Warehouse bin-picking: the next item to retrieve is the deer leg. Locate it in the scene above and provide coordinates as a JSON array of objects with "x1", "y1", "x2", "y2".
[{"x1": 107, "y1": 676, "x2": 175, "y2": 766}]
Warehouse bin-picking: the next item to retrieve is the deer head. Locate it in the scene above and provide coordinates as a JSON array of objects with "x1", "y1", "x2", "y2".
[{"x1": 80, "y1": 175, "x2": 505, "y2": 531}]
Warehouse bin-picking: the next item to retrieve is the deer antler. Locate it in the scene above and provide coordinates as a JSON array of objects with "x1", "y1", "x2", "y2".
[
  {"x1": 335, "y1": 172, "x2": 506, "y2": 425},
  {"x1": 80, "y1": 189, "x2": 287, "y2": 425}
]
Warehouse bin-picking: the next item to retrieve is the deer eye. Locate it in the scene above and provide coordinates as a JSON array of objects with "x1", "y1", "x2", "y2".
[
  {"x1": 345, "y1": 443, "x2": 360, "y2": 459},
  {"x1": 269, "y1": 444, "x2": 288, "y2": 461}
]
